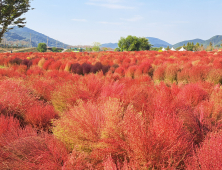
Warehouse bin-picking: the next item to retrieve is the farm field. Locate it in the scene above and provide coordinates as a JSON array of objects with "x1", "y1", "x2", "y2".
[{"x1": 0, "y1": 50, "x2": 222, "y2": 169}]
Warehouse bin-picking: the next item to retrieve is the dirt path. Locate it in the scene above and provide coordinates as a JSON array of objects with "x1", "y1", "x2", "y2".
[{"x1": 3, "y1": 48, "x2": 33, "y2": 53}]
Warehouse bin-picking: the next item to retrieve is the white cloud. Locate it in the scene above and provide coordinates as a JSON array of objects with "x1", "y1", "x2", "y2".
[
  {"x1": 120, "y1": 15, "x2": 143, "y2": 22},
  {"x1": 98, "y1": 21, "x2": 123, "y2": 25},
  {"x1": 88, "y1": 0, "x2": 123, "y2": 3},
  {"x1": 72, "y1": 19, "x2": 87, "y2": 22},
  {"x1": 85, "y1": 0, "x2": 134, "y2": 9}
]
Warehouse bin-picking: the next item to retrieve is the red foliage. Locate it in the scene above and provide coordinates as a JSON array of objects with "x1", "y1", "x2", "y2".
[
  {"x1": 42, "y1": 59, "x2": 55, "y2": 70},
  {"x1": 177, "y1": 83, "x2": 208, "y2": 107},
  {"x1": 122, "y1": 106, "x2": 192, "y2": 169},
  {"x1": 125, "y1": 65, "x2": 137, "y2": 78},
  {"x1": 153, "y1": 65, "x2": 166, "y2": 82},
  {"x1": 0, "y1": 129, "x2": 68, "y2": 170},
  {"x1": 63, "y1": 148, "x2": 92, "y2": 170},
  {"x1": 186, "y1": 131, "x2": 222, "y2": 170},
  {"x1": 25, "y1": 103, "x2": 57, "y2": 130},
  {"x1": 114, "y1": 66, "x2": 125, "y2": 77}
]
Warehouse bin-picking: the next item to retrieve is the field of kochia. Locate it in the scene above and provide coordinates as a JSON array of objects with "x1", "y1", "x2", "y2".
[{"x1": 0, "y1": 50, "x2": 222, "y2": 169}]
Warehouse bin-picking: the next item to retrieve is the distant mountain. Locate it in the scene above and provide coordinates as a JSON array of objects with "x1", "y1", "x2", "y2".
[
  {"x1": 173, "y1": 35, "x2": 222, "y2": 48},
  {"x1": 101, "y1": 43, "x2": 118, "y2": 49},
  {"x1": 101, "y1": 37, "x2": 172, "y2": 49},
  {"x1": 146, "y1": 37, "x2": 172, "y2": 48},
  {"x1": 2, "y1": 26, "x2": 70, "y2": 48},
  {"x1": 204, "y1": 35, "x2": 222, "y2": 47},
  {"x1": 173, "y1": 39, "x2": 205, "y2": 48}
]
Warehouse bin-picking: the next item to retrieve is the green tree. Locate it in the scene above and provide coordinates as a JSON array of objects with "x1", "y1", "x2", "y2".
[
  {"x1": 166, "y1": 46, "x2": 170, "y2": 50},
  {"x1": 85, "y1": 47, "x2": 92, "y2": 52},
  {"x1": 186, "y1": 42, "x2": 195, "y2": 51},
  {"x1": 37, "y1": 43, "x2": 47, "y2": 52},
  {"x1": 118, "y1": 35, "x2": 151, "y2": 52},
  {"x1": 52, "y1": 47, "x2": 58, "y2": 52},
  {"x1": 92, "y1": 42, "x2": 101, "y2": 52},
  {"x1": 0, "y1": 0, "x2": 33, "y2": 41},
  {"x1": 151, "y1": 47, "x2": 162, "y2": 51},
  {"x1": 114, "y1": 47, "x2": 120, "y2": 52}
]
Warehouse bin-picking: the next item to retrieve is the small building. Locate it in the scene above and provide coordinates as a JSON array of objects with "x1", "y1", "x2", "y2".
[
  {"x1": 171, "y1": 47, "x2": 176, "y2": 51},
  {"x1": 179, "y1": 47, "x2": 187, "y2": 51}
]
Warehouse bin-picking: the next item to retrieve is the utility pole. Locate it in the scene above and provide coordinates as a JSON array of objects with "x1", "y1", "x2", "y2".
[{"x1": 30, "y1": 33, "x2": 32, "y2": 48}]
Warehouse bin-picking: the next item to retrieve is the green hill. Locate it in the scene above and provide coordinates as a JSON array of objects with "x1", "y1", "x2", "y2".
[
  {"x1": 204, "y1": 35, "x2": 222, "y2": 47},
  {"x1": 173, "y1": 35, "x2": 222, "y2": 48},
  {"x1": 2, "y1": 26, "x2": 70, "y2": 48}
]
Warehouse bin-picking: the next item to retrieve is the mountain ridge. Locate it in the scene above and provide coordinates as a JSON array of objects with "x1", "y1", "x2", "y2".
[
  {"x1": 173, "y1": 35, "x2": 222, "y2": 48},
  {"x1": 2, "y1": 27, "x2": 222, "y2": 50},
  {"x1": 2, "y1": 26, "x2": 70, "y2": 48}
]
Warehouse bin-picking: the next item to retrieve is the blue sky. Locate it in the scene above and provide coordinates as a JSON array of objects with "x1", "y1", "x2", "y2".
[{"x1": 24, "y1": 0, "x2": 222, "y2": 46}]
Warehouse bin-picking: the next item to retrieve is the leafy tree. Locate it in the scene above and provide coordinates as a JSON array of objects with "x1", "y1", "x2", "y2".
[
  {"x1": 37, "y1": 43, "x2": 47, "y2": 52},
  {"x1": 186, "y1": 42, "x2": 195, "y2": 51},
  {"x1": 118, "y1": 35, "x2": 151, "y2": 52},
  {"x1": 114, "y1": 47, "x2": 120, "y2": 52},
  {"x1": 166, "y1": 46, "x2": 170, "y2": 50},
  {"x1": 52, "y1": 47, "x2": 58, "y2": 52},
  {"x1": 85, "y1": 47, "x2": 92, "y2": 52},
  {"x1": 206, "y1": 42, "x2": 214, "y2": 51},
  {"x1": 92, "y1": 42, "x2": 101, "y2": 52},
  {"x1": 151, "y1": 47, "x2": 162, "y2": 51},
  {"x1": 0, "y1": 0, "x2": 33, "y2": 41}
]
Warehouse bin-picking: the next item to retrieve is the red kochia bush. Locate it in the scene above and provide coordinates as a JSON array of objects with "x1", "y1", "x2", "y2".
[
  {"x1": 0, "y1": 116, "x2": 68, "y2": 170},
  {"x1": 62, "y1": 148, "x2": 92, "y2": 169},
  {"x1": 0, "y1": 115, "x2": 35, "y2": 147},
  {"x1": 134, "y1": 62, "x2": 152, "y2": 78},
  {"x1": 177, "y1": 83, "x2": 208, "y2": 107},
  {"x1": 0, "y1": 79, "x2": 57, "y2": 130},
  {"x1": 114, "y1": 66, "x2": 125, "y2": 77},
  {"x1": 48, "y1": 60, "x2": 62, "y2": 70},
  {"x1": 0, "y1": 79, "x2": 35, "y2": 119},
  {"x1": 27, "y1": 77, "x2": 56, "y2": 101},
  {"x1": 25, "y1": 103, "x2": 57, "y2": 130},
  {"x1": 125, "y1": 65, "x2": 137, "y2": 78},
  {"x1": 188, "y1": 66, "x2": 210, "y2": 83},
  {"x1": 42, "y1": 59, "x2": 55, "y2": 70},
  {"x1": 82, "y1": 62, "x2": 92, "y2": 74},
  {"x1": 186, "y1": 131, "x2": 222, "y2": 170},
  {"x1": 26, "y1": 65, "x2": 45, "y2": 76},
  {"x1": 153, "y1": 65, "x2": 166, "y2": 82},
  {"x1": 71, "y1": 63, "x2": 83, "y2": 75},
  {"x1": 122, "y1": 106, "x2": 192, "y2": 169}
]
